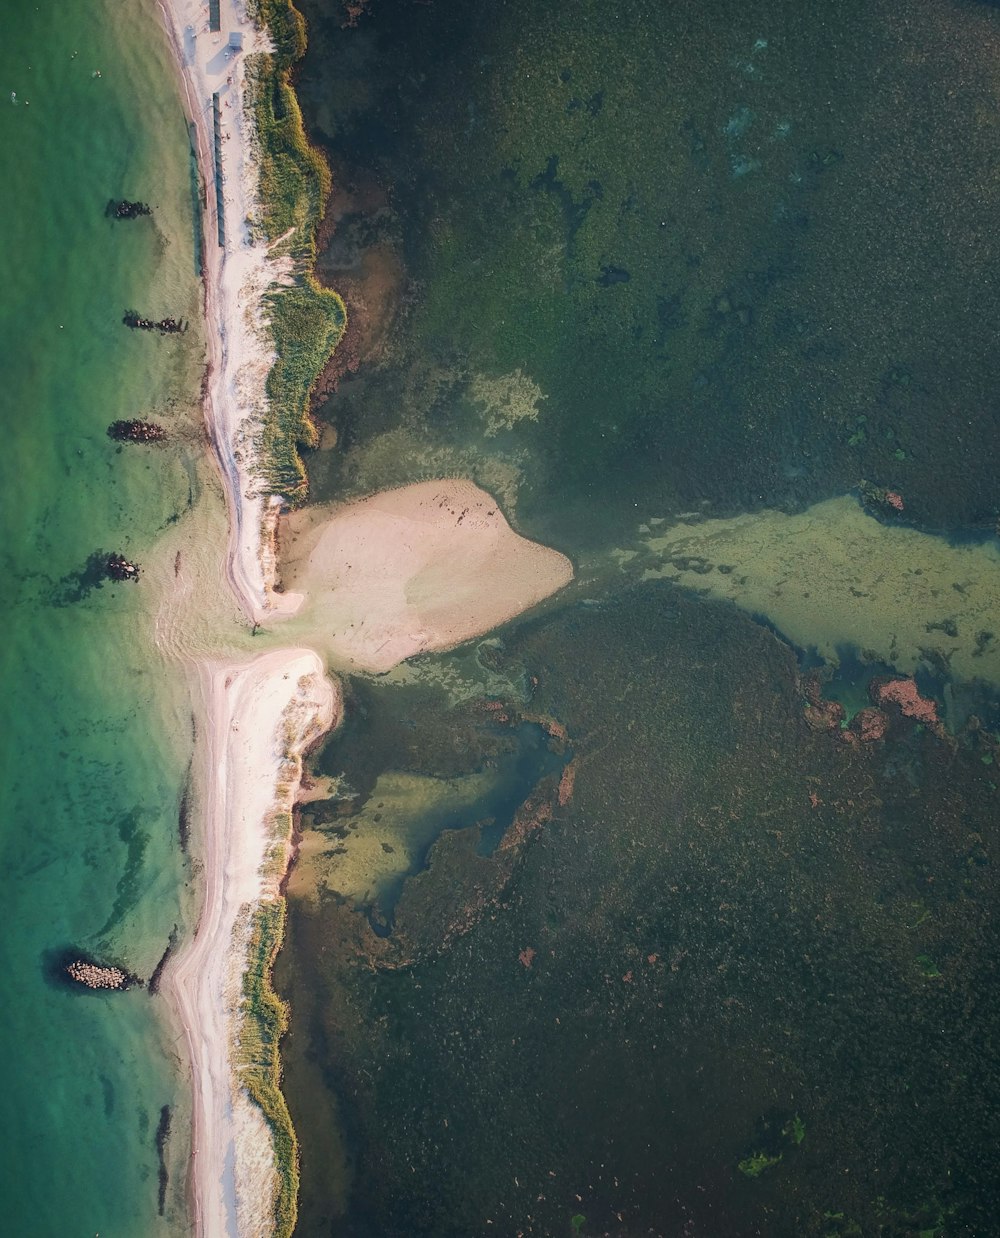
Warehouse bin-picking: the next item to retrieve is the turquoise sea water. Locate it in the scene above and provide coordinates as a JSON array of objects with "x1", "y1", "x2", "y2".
[{"x1": 0, "y1": 4, "x2": 203, "y2": 1231}]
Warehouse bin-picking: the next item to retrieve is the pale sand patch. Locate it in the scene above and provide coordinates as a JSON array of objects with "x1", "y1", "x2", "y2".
[
  {"x1": 637, "y1": 495, "x2": 1000, "y2": 685},
  {"x1": 231, "y1": 1054, "x2": 279, "y2": 1238},
  {"x1": 280, "y1": 479, "x2": 574, "y2": 673},
  {"x1": 161, "y1": 650, "x2": 339, "y2": 1238}
]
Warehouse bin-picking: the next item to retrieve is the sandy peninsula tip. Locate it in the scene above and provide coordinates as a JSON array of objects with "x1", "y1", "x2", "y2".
[{"x1": 281, "y1": 479, "x2": 575, "y2": 673}]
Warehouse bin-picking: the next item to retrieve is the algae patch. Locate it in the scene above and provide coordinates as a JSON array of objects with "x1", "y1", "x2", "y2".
[
  {"x1": 468, "y1": 368, "x2": 547, "y2": 436},
  {"x1": 635, "y1": 496, "x2": 1000, "y2": 686}
]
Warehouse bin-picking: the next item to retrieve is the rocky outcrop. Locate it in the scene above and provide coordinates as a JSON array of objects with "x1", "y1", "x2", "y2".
[
  {"x1": 107, "y1": 419, "x2": 167, "y2": 444},
  {"x1": 123, "y1": 310, "x2": 187, "y2": 335},
  {"x1": 105, "y1": 554, "x2": 140, "y2": 582},
  {"x1": 64, "y1": 959, "x2": 135, "y2": 990},
  {"x1": 849, "y1": 706, "x2": 889, "y2": 743},
  {"x1": 869, "y1": 676, "x2": 944, "y2": 737},
  {"x1": 107, "y1": 199, "x2": 152, "y2": 219}
]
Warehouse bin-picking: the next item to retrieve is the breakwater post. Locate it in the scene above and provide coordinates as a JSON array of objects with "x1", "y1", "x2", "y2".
[{"x1": 212, "y1": 92, "x2": 225, "y2": 249}]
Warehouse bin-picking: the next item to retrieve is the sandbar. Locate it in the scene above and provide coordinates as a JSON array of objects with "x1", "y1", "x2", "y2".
[{"x1": 280, "y1": 479, "x2": 575, "y2": 673}]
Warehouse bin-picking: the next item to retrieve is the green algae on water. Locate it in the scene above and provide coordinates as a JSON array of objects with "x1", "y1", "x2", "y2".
[
  {"x1": 635, "y1": 496, "x2": 1000, "y2": 688},
  {"x1": 738, "y1": 1151, "x2": 783, "y2": 1178}
]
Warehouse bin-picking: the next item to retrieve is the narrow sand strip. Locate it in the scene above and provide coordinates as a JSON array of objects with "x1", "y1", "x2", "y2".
[
  {"x1": 158, "y1": 0, "x2": 285, "y2": 624},
  {"x1": 161, "y1": 650, "x2": 338, "y2": 1237}
]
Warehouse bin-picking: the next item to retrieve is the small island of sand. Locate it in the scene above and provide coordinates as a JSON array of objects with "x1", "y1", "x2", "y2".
[{"x1": 279, "y1": 479, "x2": 575, "y2": 673}]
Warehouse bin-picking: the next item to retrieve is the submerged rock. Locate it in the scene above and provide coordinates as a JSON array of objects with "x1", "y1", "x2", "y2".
[
  {"x1": 849, "y1": 706, "x2": 890, "y2": 743},
  {"x1": 122, "y1": 310, "x2": 187, "y2": 335},
  {"x1": 107, "y1": 419, "x2": 167, "y2": 444},
  {"x1": 105, "y1": 553, "x2": 140, "y2": 582},
  {"x1": 107, "y1": 199, "x2": 152, "y2": 219}
]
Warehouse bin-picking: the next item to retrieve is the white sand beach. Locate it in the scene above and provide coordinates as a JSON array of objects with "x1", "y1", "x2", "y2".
[
  {"x1": 160, "y1": 649, "x2": 338, "y2": 1237},
  {"x1": 157, "y1": 0, "x2": 286, "y2": 625}
]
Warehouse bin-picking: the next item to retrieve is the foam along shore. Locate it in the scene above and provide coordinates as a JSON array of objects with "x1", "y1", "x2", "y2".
[
  {"x1": 161, "y1": 650, "x2": 338, "y2": 1238},
  {"x1": 279, "y1": 479, "x2": 576, "y2": 674},
  {"x1": 157, "y1": 0, "x2": 288, "y2": 625}
]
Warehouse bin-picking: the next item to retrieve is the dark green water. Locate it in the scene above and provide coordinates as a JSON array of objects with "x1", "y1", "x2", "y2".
[
  {"x1": 277, "y1": 0, "x2": 1000, "y2": 1234},
  {"x1": 0, "y1": 4, "x2": 202, "y2": 1231}
]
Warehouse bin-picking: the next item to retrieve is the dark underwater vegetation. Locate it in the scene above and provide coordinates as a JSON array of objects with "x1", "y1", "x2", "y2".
[{"x1": 273, "y1": 0, "x2": 1000, "y2": 1233}]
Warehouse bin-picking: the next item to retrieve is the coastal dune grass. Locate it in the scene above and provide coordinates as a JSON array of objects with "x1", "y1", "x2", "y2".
[
  {"x1": 228, "y1": 3, "x2": 345, "y2": 1231},
  {"x1": 236, "y1": 899, "x2": 299, "y2": 1238},
  {"x1": 246, "y1": 0, "x2": 346, "y2": 502},
  {"x1": 262, "y1": 279, "x2": 346, "y2": 496}
]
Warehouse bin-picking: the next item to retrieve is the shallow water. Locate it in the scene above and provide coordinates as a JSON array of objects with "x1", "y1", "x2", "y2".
[
  {"x1": 0, "y1": 4, "x2": 204, "y2": 1231},
  {"x1": 279, "y1": 0, "x2": 1000, "y2": 1234}
]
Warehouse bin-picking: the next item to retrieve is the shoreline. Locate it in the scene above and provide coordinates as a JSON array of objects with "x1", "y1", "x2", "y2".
[
  {"x1": 155, "y1": 2, "x2": 339, "y2": 1234},
  {"x1": 160, "y1": 650, "x2": 338, "y2": 1236},
  {"x1": 157, "y1": 0, "x2": 286, "y2": 626}
]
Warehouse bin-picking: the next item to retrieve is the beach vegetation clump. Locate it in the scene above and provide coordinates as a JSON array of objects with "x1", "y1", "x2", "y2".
[
  {"x1": 261, "y1": 278, "x2": 346, "y2": 499},
  {"x1": 243, "y1": 49, "x2": 327, "y2": 253},
  {"x1": 249, "y1": 0, "x2": 306, "y2": 63},
  {"x1": 245, "y1": 0, "x2": 346, "y2": 502},
  {"x1": 236, "y1": 899, "x2": 299, "y2": 1238}
]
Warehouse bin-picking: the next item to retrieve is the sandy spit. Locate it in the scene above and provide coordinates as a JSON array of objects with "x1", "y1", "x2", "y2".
[
  {"x1": 160, "y1": 649, "x2": 339, "y2": 1238},
  {"x1": 157, "y1": 0, "x2": 292, "y2": 625},
  {"x1": 280, "y1": 479, "x2": 575, "y2": 673},
  {"x1": 154, "y1": 6, "x2": 577, "y2": 1236}
]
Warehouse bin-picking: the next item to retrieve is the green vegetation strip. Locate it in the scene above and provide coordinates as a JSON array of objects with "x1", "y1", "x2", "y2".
[
  {"x1": 236, "y1": 899, "x2": 298, "y2": 1238},
  {"x1": 246, "y1": 0, "x2": 346, "y2": 501}
]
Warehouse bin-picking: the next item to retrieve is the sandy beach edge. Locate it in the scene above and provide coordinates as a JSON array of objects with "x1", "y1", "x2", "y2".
[
  {"x1": 152, "y1": 1, "x2": 339, "y2": 1234},
  {"x1": 159, "y1": 650, "x2": 339, "y2": 1238},
  {"x1": 156, "y1": 0, "x2": 286, "y2": 627}
]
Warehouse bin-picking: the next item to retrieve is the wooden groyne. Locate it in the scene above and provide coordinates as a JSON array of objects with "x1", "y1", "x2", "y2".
[{"x1": 212, "y1": 92, "x2": 225, "y2": 248}]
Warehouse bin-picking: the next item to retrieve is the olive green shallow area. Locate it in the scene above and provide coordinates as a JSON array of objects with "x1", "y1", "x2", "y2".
[{"x1": 632, "y1": 495, "x2": 1000, "y2": 686}]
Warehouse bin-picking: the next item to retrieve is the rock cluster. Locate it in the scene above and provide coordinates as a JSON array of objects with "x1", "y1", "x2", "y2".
[
  {"x1": 107, "y1": 199, "x2": 152, "y2": 219},
  {"x1": 870, "y1": 676, "x2": 944, "y2": 736},
  {"x1": 65, "y1": 960, "x2": 130, "y2": 990},
  {"x1": 105, "y1": 553, "x2": 140, "y2": 582},
  {"x1": 123, "y1": 310, "x2": 186, "y2": 335},
  {"x1": 802, "y1": 675, "x2": 845, "y2": 732},
  {"x1": 849, "y1": 706, "x2": 889, "y2": 743},
  {"x1": 107, "y1": 419, "x2": 167, "y2": 443}
]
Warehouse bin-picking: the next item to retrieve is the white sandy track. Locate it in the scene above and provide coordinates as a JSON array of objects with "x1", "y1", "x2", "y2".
[
  {"x1": 158, "y1": 0, "x2": 286, "y2": 625},
  {"x1": 161, "y1": 650, "x2": 338, "y2": 1238}
]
